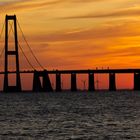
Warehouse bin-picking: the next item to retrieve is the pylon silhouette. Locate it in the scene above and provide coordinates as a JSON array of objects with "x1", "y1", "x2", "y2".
[{"x1": 4, "y1": 15, "x2": 21, "y2": 92}]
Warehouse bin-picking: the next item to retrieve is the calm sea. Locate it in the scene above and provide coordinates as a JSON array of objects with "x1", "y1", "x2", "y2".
[{"x1": 0, "y1": 91, "x2": 140, "y2": 140}]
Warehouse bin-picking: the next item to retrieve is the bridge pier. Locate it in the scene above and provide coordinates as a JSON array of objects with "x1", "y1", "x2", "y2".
[
  {"x1": 56, "y1": 72, "x2": 62, "y2": 92},
  {"x1": 33, "y1": 71, "x2": 42, "y2": 92},
  {"x1": 43, "y1": 70, "x2": 53, "y2": 92},
  {"x1": 134, "y1": 73, "x2": 140, "y2": 90},
  {"x1": 32, "y1": 70, "x2": 53, "y2": 92},
  {"x1": 88, "y1": 73, "x2": 95, "y2": 91},
  {"x1": 109, "y1": 73, "x2": 116, "y2": 91},
  {"x1": 71, "y1": 73, "x2": 77, "y2": 91}
]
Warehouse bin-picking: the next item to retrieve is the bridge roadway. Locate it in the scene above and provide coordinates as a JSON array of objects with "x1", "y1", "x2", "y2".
[
  {"x1": 0, "y1": 69, "x2": 140, "y2": 74},
  {"x1": 1, "y1": 68, "x2": 140, "y2": 92}
]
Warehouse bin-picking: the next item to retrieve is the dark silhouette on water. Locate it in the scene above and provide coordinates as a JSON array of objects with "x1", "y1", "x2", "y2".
[
  {"x1": 109, "y1": 73, "x2": 116, "y2": 91},
  {"x1": 1, "y1": 15, "x2": 140, "y2": 92},
  {"x1": 55, "y1": 71, "x2": 62, "y2": 92},
  {"x1": 88, "y1": 73, "x2": 95, "y2": 91},
  {"x1": 32, "y1": 70, "x2": 53, "y2": 92},
  {"x1": 4, "y1": 15, "x2": 21, "y2": 92}
]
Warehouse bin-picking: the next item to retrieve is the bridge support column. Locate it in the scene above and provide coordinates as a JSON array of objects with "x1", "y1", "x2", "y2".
[
  {"x1": 43, "y1": 70, "x2": 53, "y2": 92},
  {"x1": 32, "y1": 70, "x2": 53, "y2": 92},
  {"x1": 71, "y1": 73, "x2": 77, "y2": 91},
  {"x1": 88, "y1": 73, "x2": 95, "y2": 91},
  {"x1": 33, "y1": 71, "x2": 42, "y2": 92},
  {"x1": 134, "y1": 73, "x2": 140, "y2": 90},
  {"x1": 56, "y1": 72, "x2": 61, "y2": 92},
  {"x1": 109, "y1": 73, "x2": 116, "y2": 91}
]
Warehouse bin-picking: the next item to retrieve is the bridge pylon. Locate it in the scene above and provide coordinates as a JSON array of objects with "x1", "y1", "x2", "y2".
[{"x1": 3, "y1": 15, "x2": 21, "y2": 92}]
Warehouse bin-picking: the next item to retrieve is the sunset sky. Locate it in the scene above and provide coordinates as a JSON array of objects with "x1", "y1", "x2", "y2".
[
  {"x1": 1, "y1": 0, "x2": 140, "y2": 70},
  {"x1": 0, "y1": 0, "x2": 140, "y2": 89}
]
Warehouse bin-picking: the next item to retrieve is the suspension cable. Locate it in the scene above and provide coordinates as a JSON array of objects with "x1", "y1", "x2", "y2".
[
  {"x1": 16, "y1": 19, "x2": 45, "y2": 70},
  {"x1": 0, "y1": 22, "x2": 4, "y2": 40},
  {"x1": 0, "y1": 46, "x2": 4, "y2": 71},
  {"x1": 18, "y1": 43, "x2": 35, "y2": 70},
  {"x1": 0, "y1": 22, "x2": 5, "y2": 61},
  {"x1": 8, "y1": 22, "x2": 14, "y2": 37},
  {"x1": 0, "y1": 47, "x2": 4, "y2": 59},
  {"x1": 0, "y1": 21, "x2": 5, "y2": 70},
  {"x1": 0, "y1": 22, "x2": 16, "y2": 67},
  {"x1": 9, "y1": 23, "x2": 35, "y2": 70}
]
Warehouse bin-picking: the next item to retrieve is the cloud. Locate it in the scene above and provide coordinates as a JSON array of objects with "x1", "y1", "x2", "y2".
[
  {"x1": 114, "y1": 47, "x2": 140, "y2": 57},
  {"x1": 71, "y1": 0, "x2": 109, "y2": 3},
  {"x1": 0, "y1": 0, "x2": 26, "y2": 6},
  {"x1": 61, "y1": 7, "x2": 140, "y2": 19},
  {"x1": 0, "y1": 0, "x2": 125, "y2": 13},
  {"x1": 0, "y1": 0, "x2": 62, "y2": 13},
  {"x1": 71, "y1": 0, "x2": 101, "y2": 3},
  {"x1": 28, "y1": 22, "x2": 140, "y2": 43},
  {"x1": 1, "y1": 0, "x2": 140, "y2": 70}
]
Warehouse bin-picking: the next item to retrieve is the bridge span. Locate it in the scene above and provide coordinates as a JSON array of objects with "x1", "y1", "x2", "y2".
[
  {"x1": 1, "y1": 15, "x2": 140, "y2": 92},
  {"x1": 1, "y1": 68, "x2": 140, "y2": 74},
  {"x1": 0, "y1": 69, "x2": 139, "y2": 92}
]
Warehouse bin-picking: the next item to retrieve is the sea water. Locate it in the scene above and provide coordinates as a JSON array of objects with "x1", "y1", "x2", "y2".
[{"x1": 0, "y1": 91, "x2": 140, "y2": 140}]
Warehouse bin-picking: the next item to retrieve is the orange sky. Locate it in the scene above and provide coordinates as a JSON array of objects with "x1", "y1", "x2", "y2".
[
  {"x1": 1, "y1": 0, "x2": 140, "y2": 70},
  {"x1": 0, "y1": 0, "x2": 140, "y2": 89}
]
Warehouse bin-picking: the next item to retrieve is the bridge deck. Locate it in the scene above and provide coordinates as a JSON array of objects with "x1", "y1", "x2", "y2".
[{"x1": 1, "y1": 69, "x2": 140, "y2": 74}]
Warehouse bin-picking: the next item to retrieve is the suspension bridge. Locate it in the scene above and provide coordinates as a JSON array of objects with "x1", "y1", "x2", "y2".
[{"x1": 0, "y1": 15, "x2": 140, "y2": 92}]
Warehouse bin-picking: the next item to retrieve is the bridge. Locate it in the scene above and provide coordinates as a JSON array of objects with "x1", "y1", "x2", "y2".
[{"x1": 0, "y1": 15, "x2": 140, "y2": 92}]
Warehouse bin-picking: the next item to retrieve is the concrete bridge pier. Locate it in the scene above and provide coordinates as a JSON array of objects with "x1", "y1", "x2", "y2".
[
  {"x1": 56, "y1": 72, "x2": 62, "y2": 92},
  {"x1": 32, "y1": 70, "x2": 53, "y2": 92},
  {"x1": 32, "y1": 71, "x2": 42, "y2": 92},
  {"x1": 88, "y1": 73, "x2": 95, "y2": 91},
  {"x1": 134, "y1": 73, "x2": 140, "y2": 90},
  {"x1": 71, "y1": 73, "x2": 77, "y2": 91},
  {"x1": 109, "y1": 73, "x2": 116, "y2": 91},
  {"x1": 43, "y1": 70, "x2": 53, "y2": 92}
]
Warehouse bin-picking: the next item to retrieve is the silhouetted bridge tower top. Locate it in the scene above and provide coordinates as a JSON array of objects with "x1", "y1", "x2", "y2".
[{"x1": 0, "y1": 15, "x2": 140, "y2": 92}]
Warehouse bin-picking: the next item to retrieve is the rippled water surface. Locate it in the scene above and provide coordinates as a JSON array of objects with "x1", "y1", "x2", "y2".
[{"x1": 0, "y1": 91, "x2": 140, "y2": 140}]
